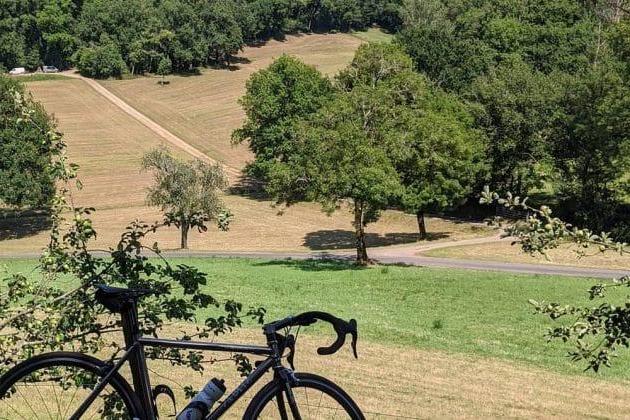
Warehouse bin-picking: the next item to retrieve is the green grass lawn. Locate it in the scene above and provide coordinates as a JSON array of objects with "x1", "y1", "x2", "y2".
[
  {"x1": 2, "y1": 257, "x2": 628, "y2": 380},
  {"x1": 20, "y1": 74, "x2": 70, "y2": 82},
  {"x1": 350, "y1": 27, "x2": 394, "y2": 43}
]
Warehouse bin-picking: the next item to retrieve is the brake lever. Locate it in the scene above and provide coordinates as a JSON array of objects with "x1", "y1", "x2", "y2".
[
  {"x1": 349, "y1": 319, "x2": 358, "y2": 359},
  {"x1": 276, "y1": 333, "x2": 297, "y2": 370},
  {"x1": 286, "y1": 334, "x2": 296, "y2": 370}
]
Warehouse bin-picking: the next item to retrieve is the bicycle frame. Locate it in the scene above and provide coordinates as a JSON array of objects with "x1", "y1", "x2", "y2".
[{"x1": 70, "y1": 298, "x2": 285, "y2": 420}]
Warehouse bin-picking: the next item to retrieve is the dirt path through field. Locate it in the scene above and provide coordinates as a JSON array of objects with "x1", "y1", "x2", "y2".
[{"x1": 60, "y1": 71, "x2": 242, "y2": 180}]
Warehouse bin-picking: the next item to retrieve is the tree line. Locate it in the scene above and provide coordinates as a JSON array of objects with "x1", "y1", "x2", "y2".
[
  {"x1": 395, "y1": 0, "x2": 630, "y2": 242},
  {"x1": 234, "y1": 0, "x2": 630, "y2": 263},
  {"x1": 0, "y1": 0, "x2": 402, "y2": 78}
]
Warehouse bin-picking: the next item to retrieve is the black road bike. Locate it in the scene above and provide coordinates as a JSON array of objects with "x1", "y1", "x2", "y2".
[{"x1": 0, "y1": 285, "x2": 365, "y2": 419}]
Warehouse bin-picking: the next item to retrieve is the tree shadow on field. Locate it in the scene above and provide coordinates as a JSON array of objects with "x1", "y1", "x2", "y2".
[
  {"x1": 0, "y1": 213, "x2": 52, "y2": 240},
  {"x1": 228, "y1": 175, "x2": 271, "y2": 202},
  {"x1": 254, "y1": 257, "x2": 365, "y2": 272},
  {"x1": 303, "y1": 230, "x2": 449, "y2": 250}
]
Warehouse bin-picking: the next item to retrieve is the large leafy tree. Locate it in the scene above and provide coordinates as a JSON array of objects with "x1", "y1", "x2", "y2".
[
  {"x1": 154, "y1": 0, "x2": 206, "y2": 72},
  {"x1": 267, "y1": 88, "x2": 402, "y2": 264},
  {"x1": 142, "y1": 149, "x2": 232, "y2": 249},
  {"x1": 396, "y1": 91, "x2": 486, "y2": 238},
  {"x1": 232, "y1": 54, "x2": 334, "y2": 180},
  {"x1": 76, "y1": 0, "x2": 154, "y2": 64},
  {"x1": 0, "y1": 76, "x2": 65, "y2": 209},
  {"x1": 35, "y1": 0, "x2": 79, "y2": 69},
  {"x1": 198, "y1": 0, "x2": 244, "y2": 66},
  {"x1": 338, "y1": 43, "x2": 486, "y2": 238}
]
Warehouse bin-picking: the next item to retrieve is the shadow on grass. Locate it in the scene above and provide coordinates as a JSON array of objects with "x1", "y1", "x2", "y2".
[
  {"x1": 0, "y1": 214, "x2": 52, "y2": 240},
  {"x1": 228, "y1": 175, "x2": 270, "y2": 201},
  {"x1": 253, "y1": 257, "x2": 366, "y2": 272},
  {"x1": 303, "y1": 230, "x2": 449, "y2": 250}
]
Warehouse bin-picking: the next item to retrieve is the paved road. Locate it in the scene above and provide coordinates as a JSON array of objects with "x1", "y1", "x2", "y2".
[{"x1": 3, "y1": 246, "x2": 627, "y2": 278}]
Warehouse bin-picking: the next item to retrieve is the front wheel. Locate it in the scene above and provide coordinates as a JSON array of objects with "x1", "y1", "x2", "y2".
[
  {"x1": 244, "y1": 372, "x2": 365, "y2": 419},
  {"x1": 0, "y1": 352, "x2": 144, "y2": 419}
]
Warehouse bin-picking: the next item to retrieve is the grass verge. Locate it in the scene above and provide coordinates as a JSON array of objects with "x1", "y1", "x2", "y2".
[{"x1": 2, "y1": 257, "x2": 628, "y2": 381}]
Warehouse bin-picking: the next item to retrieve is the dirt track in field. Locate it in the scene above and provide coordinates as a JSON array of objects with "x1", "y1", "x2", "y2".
[{"x1": 61, "y1": 71, "x2": 242, "y2": 180}]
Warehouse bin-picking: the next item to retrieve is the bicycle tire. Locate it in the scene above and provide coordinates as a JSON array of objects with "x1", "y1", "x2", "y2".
[
  {"x1": 243, "y1": 372, "x2": 365, "y2": 419},
  {"x1": 0, "y1": 351, "x2": 145, "y2": 419}
]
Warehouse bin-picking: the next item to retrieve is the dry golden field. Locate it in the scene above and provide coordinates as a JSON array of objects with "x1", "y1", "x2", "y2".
[{"x1": 0, "y1": 33, "x2": 490, "y2": 255}]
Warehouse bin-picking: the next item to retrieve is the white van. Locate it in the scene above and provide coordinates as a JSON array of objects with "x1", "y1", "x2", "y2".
[{"x1": 9, "y1": 67, "x2": 26, "y2": 75}]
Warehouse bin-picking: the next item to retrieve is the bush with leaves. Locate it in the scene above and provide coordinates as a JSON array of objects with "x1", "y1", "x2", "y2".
[
  {"x1": 74, "y1": 39, "x2": 127, "y2": 79},
  {"x1": 0, "y1": 91, "x2": 265, "y2": 392},
  {"x1": 480, "y1": 186, "x2": 629, "y2": 372}
]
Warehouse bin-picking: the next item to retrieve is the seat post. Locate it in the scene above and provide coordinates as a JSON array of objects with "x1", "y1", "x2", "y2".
[{"x1": 120, "y1": 299, "x2": 156, "y2": 419}]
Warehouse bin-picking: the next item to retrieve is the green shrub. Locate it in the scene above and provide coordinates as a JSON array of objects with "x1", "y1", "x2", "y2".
[{"x1": 74, "y1": 41, "x2": 126, "y2": 79}]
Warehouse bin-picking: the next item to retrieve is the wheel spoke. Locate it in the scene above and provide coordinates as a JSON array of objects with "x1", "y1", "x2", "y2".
[
  {"x1": 32, "y1": 376, "x2": 54, "y2": 419},
  {"x1": 303, "y1": 387, "x2": 312, "y2": 419}
]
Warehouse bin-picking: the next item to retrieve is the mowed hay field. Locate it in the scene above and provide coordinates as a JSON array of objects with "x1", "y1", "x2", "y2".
[
  {"x1": 101, "y1": 34, "x2": 363, "y2": 170},
  {"x1": 0, "y1": 33, "x2": 491, "y2": 255}
]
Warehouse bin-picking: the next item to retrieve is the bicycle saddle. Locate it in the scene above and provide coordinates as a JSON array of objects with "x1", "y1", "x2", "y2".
[{"x1": 95, "y1": 284, "x2": 153, "y2": 312}]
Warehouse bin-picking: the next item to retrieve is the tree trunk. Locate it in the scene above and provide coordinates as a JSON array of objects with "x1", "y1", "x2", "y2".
[
  {"x1": 180, "y1": 220, "x2": 189, "y2": 249},
  {"x1": 416, "y1": 211, "x2": 427, "y2": 240},
  {"x1": 354, "y1": 201, "x2": 369, "y2": 265}
]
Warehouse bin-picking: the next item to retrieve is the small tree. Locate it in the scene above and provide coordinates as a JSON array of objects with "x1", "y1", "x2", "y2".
[
  {"x1": 156, "y1": 55, "x2": 172, "y2": 84},
  {"x1": 142, "y1": 149, "x2": 231, "y2": 249}
]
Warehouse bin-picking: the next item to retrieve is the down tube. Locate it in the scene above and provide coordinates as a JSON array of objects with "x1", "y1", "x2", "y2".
[{"x1": 208, "y1": 357, "x2": 276, "y2": 419}]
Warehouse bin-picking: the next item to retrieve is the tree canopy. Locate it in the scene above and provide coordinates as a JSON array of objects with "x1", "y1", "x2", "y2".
[
  {"x1": 396, "y1": 0, "x2": 630, "y2": 240},
  {"x1": 0, "y1": 76, "x2": 66, "y2": 209},
  {"x1": 243, "y1": 44, "x2": 486, "y2": 262},
  {"x1": 1, "y1": 0, "x2": 402, "y2": 77},
  {"x1": 232, "y1": 54, "x2": 335, "y2": 180}
]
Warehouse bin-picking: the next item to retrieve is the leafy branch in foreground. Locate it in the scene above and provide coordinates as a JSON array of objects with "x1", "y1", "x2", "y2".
[
  {"x1": 0, "y1": 88, "x2": 264, "y2": 390},
  {"x1": 480, "y1": 186, "x2": 629, "y2": 372}
]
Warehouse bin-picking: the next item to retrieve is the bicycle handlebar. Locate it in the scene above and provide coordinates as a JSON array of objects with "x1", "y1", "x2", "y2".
[{"x1": 264, "y1": 311, "x2": 358, "y2": 358}]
